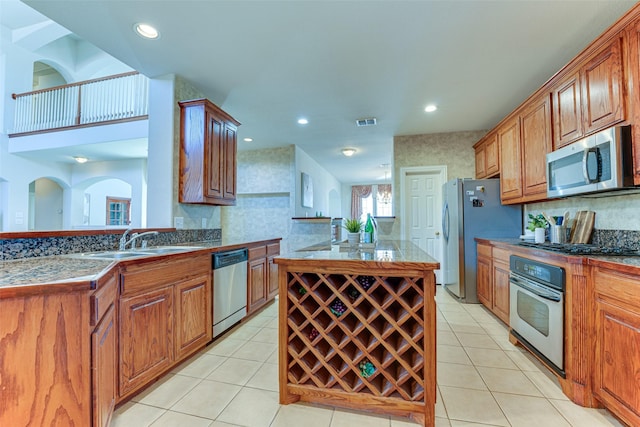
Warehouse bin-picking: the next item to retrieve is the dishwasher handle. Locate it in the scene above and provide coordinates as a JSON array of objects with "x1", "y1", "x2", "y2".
[{"x1": 212, "y1": 248, "x2": 248, "y2": 269}]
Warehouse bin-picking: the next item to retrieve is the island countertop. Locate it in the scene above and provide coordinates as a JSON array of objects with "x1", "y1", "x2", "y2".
[{"x1": 276, "y1": 240, "x2": 439, "y2": 269}]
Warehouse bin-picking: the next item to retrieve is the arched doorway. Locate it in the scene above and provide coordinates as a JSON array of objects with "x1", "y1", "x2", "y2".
[
  {"x1": 29, "y1": 178, "x2": 64, "y2": 230},
  {"x1": 32, "y1": 61, "x2": 67, "y2": 90}
]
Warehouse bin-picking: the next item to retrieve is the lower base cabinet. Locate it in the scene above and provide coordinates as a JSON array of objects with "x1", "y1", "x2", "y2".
[
  {"x1": 593, "y1": 266, "x2": 640, "y2": 426},
  {"x1": 92, "y1": 303, "x2": 116, "y2": 427},
  {"x1": 476, "y1": 243, "x2": 510, "y2": 324},
  {"x1": 175, "y1": 275, "x2": 212, "y2": 360},
  {"x1": 118, "y1": 254, "x2": 211, "y2": 401},
  {"x1": 248, "y1": 241, "x2": 280, "y2": 315},
  {"x1": 119, "y1": 286, "x2": 174, "y2": 398}
]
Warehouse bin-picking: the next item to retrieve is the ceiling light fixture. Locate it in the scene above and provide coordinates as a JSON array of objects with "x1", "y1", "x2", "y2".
[
  {"x1": 297, "y1": 118, "x2": 309, "y2": 125},
  {"x1": 73, "y1": 156, "x2": 88, "y2": 164},
  {"x1": 341, "y1": 148, "x2": 356, "y2": 157},
  {"x1": 243, "y1": 137, "x2": 253, "y2": 142},
  {"x1": 424, "y1": 105, "x2": 437, "y2": 113},
  {"x1": 134, "y1": 23, "x2": 160, "y2": 39}
]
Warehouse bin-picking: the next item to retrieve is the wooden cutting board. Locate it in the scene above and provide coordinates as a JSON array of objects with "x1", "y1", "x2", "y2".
[{"x1": 571, "y1": 211, "x2": 595, "y2": 244}]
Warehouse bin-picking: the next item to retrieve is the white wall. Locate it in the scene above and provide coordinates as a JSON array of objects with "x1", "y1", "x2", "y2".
[
  {"x1": 85, "y1": 179, "x2": 131, "y2": 226},
  {"x1": 294, "y1": 146, "x2": 342, "y2": 218}
]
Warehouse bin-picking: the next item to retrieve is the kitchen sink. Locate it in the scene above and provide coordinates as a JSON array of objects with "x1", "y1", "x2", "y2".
[
  {"x1": 80, "y1": 251, "x2": 152, "y2": 260},
  {"x1": 72, "y1": 246, "x2": 202, "y2": 260},
  {"x1": 141, "y1": 246, "x2": 203, "y2": 254}
]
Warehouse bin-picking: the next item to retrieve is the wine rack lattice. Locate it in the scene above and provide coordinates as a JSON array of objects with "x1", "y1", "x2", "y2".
[{"x1": 285, "y1": 271, "x2": 426, "y2": 401}]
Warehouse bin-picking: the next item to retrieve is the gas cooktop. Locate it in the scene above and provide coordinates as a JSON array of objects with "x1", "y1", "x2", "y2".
[{"x1": 517, "y1": 241, "x2": 640, "y2": 256}]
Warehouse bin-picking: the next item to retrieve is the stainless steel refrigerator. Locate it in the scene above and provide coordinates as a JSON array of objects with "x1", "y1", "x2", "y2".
[{"x1": 441, "y1": 178, "x2": 522, "y2": 303}]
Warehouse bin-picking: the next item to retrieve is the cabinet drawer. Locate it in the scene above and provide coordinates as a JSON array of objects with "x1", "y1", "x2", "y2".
[
  {"x1": 477, "y1": 244, "x2": 492, "y2": 259},
  {"x1": 492, "y1": 247, "x2": 511, "y2": 264},
  {"x1": 248, "y1": 245, "x2": 267, "y2": 261},
  {"x1": 594, "y1": 267, "x2": 640, "y2": 309},
  {"x1": 120, "y1": 254, "x2": 209, "y2": 295},
  {"x1": 267, "y1": 242, "x2": 280, "y2": 257},
  {"x1": 91, "y1": 271, "x2": 118, "y2": 326}
]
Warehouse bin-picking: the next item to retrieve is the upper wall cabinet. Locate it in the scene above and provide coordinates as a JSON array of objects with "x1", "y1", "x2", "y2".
[
  {"x1": 552, "y1": 36, "x2": 626, "y2": 149},
  {"x1": 499, "y1": 94, "x2": 552, "y2": 204},
  {"x1": 497, "y1": 116, "x2": 522, "y2": 202},
  {"x1": 626, "y1": 18, "x2": 640, "y2": 185},
  {"x1": 474, "y1": 132, "x2": 499, "y2": 179},
  {"x1": 520, "y1": 93, "x2": 553, "y2": 198},
  {"x1": 179, "y1": 99, "x2": 241, "y2": 205}
]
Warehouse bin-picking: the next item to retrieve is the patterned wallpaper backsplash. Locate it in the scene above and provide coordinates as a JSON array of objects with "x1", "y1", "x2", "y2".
[{"x1": 0, "y1": 229, "x2": 222, "y2": 261}]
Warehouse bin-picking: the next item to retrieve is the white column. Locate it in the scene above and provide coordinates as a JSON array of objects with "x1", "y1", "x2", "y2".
[{"x1": 146, "y1": 74, "x2": 175, "y2": 228}]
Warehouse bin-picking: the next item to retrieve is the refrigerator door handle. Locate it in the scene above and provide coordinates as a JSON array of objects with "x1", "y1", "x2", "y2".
[{"x1": 442, "y1": 201, "x2": 449, "y2": 242}]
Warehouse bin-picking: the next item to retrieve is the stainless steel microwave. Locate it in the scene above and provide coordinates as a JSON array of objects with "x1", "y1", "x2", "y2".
[{"x1": 546, "y1": 126, "x2": 634, "y2": 198}]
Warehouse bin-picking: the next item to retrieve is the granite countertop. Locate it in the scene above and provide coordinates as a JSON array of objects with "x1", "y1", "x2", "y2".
[
  {"x1": 277, "y1": 240, "x2": 439, "y2": 267},
  {"x1": 0, "y1": 236, "x2": 282, "y2": 290},
  {"x1": 477, "y1": 237, "x2": 640, "y2": 273}
]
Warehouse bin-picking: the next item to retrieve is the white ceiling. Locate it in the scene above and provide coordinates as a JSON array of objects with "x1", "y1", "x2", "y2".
[{"x1": 11, "y1": 0, "x2": 639, "y2": 183}]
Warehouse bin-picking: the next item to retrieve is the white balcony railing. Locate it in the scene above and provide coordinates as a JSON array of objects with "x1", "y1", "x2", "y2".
[{"x1": 10, "y1": 71, "x2": 148, "y2": 135}]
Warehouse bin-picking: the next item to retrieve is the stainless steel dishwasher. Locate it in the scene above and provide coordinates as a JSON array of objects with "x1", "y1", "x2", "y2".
[{"x1": 212, "y1": 248, "x2": 248, "y2": 338}]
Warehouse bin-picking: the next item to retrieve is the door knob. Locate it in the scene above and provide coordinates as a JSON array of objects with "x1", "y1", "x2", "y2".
[{"x1": 435, "y1": 231, "x2": 440, "y2": 236}]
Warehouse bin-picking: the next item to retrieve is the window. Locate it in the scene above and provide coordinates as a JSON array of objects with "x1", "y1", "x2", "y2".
[
  {"x1": 351, "y1": 184, "x2": 392, "y2": 222},
  {"x1": 106, "y1": 197, "x2": 131, "y2": 226}
]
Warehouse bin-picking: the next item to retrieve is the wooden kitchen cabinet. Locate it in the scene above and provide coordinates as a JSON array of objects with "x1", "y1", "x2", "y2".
[
  {"x1": 593, "y1": 265, "x2": 640, "y2": 426},
  {"x1": 476, "y1": 243, "x2": 493, "y2": 308},
  {"x1": 248, "y1": 255, "x2": 267, "y2": 314},
  {"x1": 498, "y1": 93, "x2": 551, "y2": 204},
  {"x1": 267, "y1": 242, "x2": 280, "y2": 299},
  {"x1": 179, "y1": 98, "x2": 240, "y2": 206},
  {"x1": 247, "y1": 240, "x2": 280, "y2": 315},
  {"x1": 520, "y1": 93, "x2": 553, "y2": 199},
  {"x1": 92, "y1": 304, "x2": 116, "y2": 427},
  {"x1": 175, "y1": 274, "x2": 212, "y2": 360},
  {"x1": 473, "y1": 132, "x2": 499, "y2": 179},
  {"x1": 119, "y1": 285, "x2": 174, "y2": 398},
  {"x1": 118, "y1": 254, "x2": 211, "y2": 401},
  {"x1": 91, "y1": 270, "x2": 118, "y2": 427},
  {"x1": 552, "y1": 36, "x2": 626, "y2": 149},
  {"x1": 552, "y1": 71, "x2": 583, "y2": 149},
  {"x1": 498, "y1": 116, "x2": 522, "y2": 203},
  {"x1": 476, "y1": 243, "x2": 510, "y2": 325},
  {"x1": 0, "y1": 269, "x2": 119, "y2": 427},
  {"x1": 625, "y1": 18, "x2": 640, "y2": 185},
  {"x1": 492, "y1": 248, "x2": 510, "y2": 324}
]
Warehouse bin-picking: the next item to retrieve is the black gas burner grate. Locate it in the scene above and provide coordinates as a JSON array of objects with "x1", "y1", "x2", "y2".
[{"x1": 517, "y1": 241, "x2": 640, "y2": 256}]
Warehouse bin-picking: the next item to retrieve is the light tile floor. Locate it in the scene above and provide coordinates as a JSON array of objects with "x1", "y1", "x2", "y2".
[{"x1": 111, "y1": 286, "x2": 626, "y2": 427}]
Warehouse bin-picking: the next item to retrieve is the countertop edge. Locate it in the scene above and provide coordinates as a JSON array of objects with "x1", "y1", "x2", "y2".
[{"x1": 0, "y1": 237, "x2": 282, "y2": 297}]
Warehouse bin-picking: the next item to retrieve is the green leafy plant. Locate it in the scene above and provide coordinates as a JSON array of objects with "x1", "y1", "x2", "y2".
[
  {"x1": 527, "y1": 213, "x2": 548, "y2": 231},
  {"x1": 343, "y1": 218, "x2": 363, "y2": 233}
]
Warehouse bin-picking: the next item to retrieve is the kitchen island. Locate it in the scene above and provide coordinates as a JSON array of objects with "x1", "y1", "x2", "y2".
[{"x1": 275, "y1": 241, "x2": 439, "y2": 426}]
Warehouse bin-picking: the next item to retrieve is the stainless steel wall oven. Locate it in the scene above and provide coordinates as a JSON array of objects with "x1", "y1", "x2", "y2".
[{"x1": 509, "y1": 255, "x2": 566, "y2": 377}]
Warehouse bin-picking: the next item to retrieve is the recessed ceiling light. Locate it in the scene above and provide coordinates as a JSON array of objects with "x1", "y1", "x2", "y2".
[
  {"x1": 341, "y1": 148, "x2": 356, "y2": 157},
  {"x1": 424, "y1": 105, "x2": 437, "y2": 113},
  {"x1": 297, "y1": 118, "x2": 309, "y2": 125},
  {"x1": 243, "y1": 137, "x2": 253, "y2": 142},
  {"x1": 74, "y1": 156, "x2": 88, "y2": 163},
  {"x1": 134, "y1": 23, "x2": 160, "y2": 39}
]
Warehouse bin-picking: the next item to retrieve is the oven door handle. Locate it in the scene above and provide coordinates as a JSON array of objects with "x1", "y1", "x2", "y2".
[{"x1": 510, "y1": 275, "x2": 562, "y2": 302}]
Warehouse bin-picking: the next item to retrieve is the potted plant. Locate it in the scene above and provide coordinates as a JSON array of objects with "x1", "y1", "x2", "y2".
[
  {"x1": 343, "y1": 218, "x2": 363, "y2": 245},
  {"x1": 528, "y1": 213, "x2": 548, "y2": 243}
]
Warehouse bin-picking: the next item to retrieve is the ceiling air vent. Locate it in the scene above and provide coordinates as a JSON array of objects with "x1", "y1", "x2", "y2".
[{"x1": 356, "y1": 117, "x2": 377, "y2": 127}]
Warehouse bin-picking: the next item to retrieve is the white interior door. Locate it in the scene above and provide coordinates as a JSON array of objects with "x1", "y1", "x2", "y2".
[{"x1": 401, "y1": 166, "x2": 446, "y2": 283}]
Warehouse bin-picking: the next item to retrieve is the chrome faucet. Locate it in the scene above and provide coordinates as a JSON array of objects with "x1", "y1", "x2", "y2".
[
  {"x1": 118, "y1": 228, "x2": 134, "y2": 251},
  {"x1": 119, "y1": 230, "x2": 159, "y2": 250}
]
